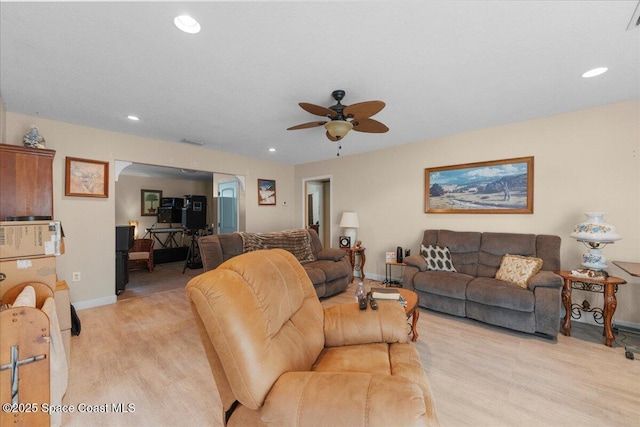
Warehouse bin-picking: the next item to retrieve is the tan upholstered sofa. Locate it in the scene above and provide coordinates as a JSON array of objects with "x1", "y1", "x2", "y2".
[
  {"x1": 186, "y1": 249, "x2": 438, "y2": 426},
  {"x1": 403, "y1": 230, "x2": 563, "y2": 338},
  {"x1": 198, "y1": 228, "x2": 352, "y2": 298}
]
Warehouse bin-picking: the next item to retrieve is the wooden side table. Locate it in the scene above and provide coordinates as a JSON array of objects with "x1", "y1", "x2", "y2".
[
  {"x1": 556, "y1": 270, "x2": 627, "y2": 346},
  {"x1": 397, "y1": 288, "x2": 419, "y2": 342},
  {"x1": 344, "y1": 247, "x2": 366, "y2": 280}
]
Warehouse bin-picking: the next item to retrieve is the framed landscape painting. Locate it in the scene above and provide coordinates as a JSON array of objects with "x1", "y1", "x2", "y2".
[
  {"x1": 258, "y1": 179, "x2": 276, "y2": 206},
  {"x1": 425, "y1": 156, "x2": 534, "y2": 214}
]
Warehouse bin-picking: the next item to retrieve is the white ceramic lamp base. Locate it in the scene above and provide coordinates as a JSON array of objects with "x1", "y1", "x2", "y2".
[{"x1": 343, "y1": 228, "x2": 357, "y2": 248}]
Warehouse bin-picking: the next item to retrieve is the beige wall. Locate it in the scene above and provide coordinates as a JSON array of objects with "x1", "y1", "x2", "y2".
[
  {"x1": 4, "y1": 112, "x2": 296, "y2": 308},
  {"x1": 294, "y1": 100, "x2": 640, "y2": 326}
]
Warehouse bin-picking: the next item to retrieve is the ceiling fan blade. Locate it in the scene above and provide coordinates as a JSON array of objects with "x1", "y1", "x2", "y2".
[
  {"x1": 343, "y1": 101, "x2": 385, "y2": 119},
  {"x1": 352, "y1": 118, "x2": 389, "y2": 133},
  {"x1": 325, "y1": 131, "x2": 339, "y2": 142},
  {"x1": 287, "y1": 121, "x2": 327, "y2": 130},
  {"x1": 299, "y1": 103, "x2": 338, "y2": 118}
]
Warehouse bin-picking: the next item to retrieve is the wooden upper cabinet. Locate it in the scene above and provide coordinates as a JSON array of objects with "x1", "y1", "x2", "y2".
[{"x1": 0, "y1": 143, "x2": 55, "y2": 220}]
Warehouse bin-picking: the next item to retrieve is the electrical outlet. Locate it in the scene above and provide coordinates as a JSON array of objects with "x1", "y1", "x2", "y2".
[{"x1": 72, "y1": 272, "x2": 81, "y2": 282}]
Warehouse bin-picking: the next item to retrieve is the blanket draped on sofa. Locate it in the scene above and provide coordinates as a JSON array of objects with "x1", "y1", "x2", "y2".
[{"x1": 238, "y1": 229, "x2": 315, "y2": 263}]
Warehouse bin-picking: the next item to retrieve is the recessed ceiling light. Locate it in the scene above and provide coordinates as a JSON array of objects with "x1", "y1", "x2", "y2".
[
  {"x1": 174, "y1": 15, "x2": 201, "y2": 34},
  {"x1": 582, "y1": 67, "x2": 608, "y2": 78},
  {"x1": 269, "y1": 148, "x2": 276, "y2": 152},
  {"x1": 127, "y1": 115, "x2": 140, "y2": 121}
]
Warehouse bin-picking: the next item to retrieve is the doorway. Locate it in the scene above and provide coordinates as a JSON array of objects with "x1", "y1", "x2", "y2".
[
  {"x1": 114, "y1": 162, "x2": 245, "y2": 300},
  {"x1": 217, "y1": 178, "x2": 238, "y2": 234},
  {"x1": 303, "y1": 176, "x2": 332, "y2": 248}
]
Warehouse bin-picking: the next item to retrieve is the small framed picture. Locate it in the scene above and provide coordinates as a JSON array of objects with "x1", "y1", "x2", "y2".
[
  {"x1": 65, "y1": 157, "x2": 109, "y2": 198},
  {"x1": 339, "y1": 236, "x2": 351, "y2": 249},
  {"x1": 141, "y1": 189, "x2": 163, "y2": 216},
  {"x1": 258, "y1": 179, "x2": 276, "y2": 206}
]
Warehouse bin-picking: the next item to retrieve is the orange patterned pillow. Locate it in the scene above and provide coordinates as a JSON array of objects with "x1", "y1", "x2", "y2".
[{"x1": 495, "y1": 254, "x2": 543, "y2": 288}]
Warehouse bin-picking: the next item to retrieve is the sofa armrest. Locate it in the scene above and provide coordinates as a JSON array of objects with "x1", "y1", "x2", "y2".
[
  {"x1": 263, "y1": 371, "x2": 435, "y2": 427},
  {"x1": 404, "y1": 254, "x2": 427, "y2": 271},
  {"x1": 317, "y1": 248, "x2": 347, "y2": 262},
  {"x1": 323, "y1": 302, "x2": 408, "y2": 347},
  {"x1": 198, "y1": 236, "x2": 224, "y2": 272},
  {"x1": 527, "y1": 270, "x2": 563, "y2": 290}
]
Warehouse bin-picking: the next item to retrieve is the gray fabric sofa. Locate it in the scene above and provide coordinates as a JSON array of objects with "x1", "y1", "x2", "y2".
[
  {"x1": 198, "y1": 228, "x2": 353, "y2": 298},
  {"x1": 402, "y1": 230, "x2": 563, "y2": 338}
]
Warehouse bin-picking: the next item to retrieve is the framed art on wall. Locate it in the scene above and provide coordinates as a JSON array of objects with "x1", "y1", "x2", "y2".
[
  {"x1": 425, "y1": 156, "x2": 533, "y2": 214},
  {"x1": 258, "y1": 179, "x2": 276, "y2": 206},
  {"x1": 65, "y1": 156, "x2": 109, "y2": 198},
  {"x1": 141, "y1": 189, "x2": 163, "y2": 216}
]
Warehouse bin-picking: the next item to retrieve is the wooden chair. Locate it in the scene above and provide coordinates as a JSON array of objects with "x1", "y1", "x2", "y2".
[{"x1": 129, "y1": 238, "x2": 154, "y2": 272}]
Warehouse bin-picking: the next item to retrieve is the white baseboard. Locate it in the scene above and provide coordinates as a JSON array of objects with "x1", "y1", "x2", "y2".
[
  {"x1": 561, "y1": 310, "x2": 640, "y2": 331},
  {"x1": 73, "y1": 295, "x2": 117, "y2": 311},
  {"x1": 360, "y1": 272, "x2": 387, "y2": 283},
  {"x1": 613, "y1": 319, "x2": 640, "y2": 333}
]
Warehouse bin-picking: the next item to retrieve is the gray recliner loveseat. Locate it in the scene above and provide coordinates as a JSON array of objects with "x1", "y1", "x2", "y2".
[
  {"x1": 198, "y1": 228, "x2": 353, "y2": 298},
  {"x1": 402, "y1": 230, "x2": 563, "y2": 338}
]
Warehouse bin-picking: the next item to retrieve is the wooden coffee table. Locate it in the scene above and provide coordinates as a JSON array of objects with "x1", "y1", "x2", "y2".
[{"x1": 397, "y1": 288, "x2": 419, "y2": 342}]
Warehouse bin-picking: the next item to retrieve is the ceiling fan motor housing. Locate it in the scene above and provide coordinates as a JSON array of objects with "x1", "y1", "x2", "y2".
[{"x1": 287, "y1": 89, "x2": 388, "y2": 139}]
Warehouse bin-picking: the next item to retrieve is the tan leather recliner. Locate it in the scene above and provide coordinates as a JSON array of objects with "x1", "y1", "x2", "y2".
[{"x1": 186, "y1": 249, "x2": 438, "y2": 426}]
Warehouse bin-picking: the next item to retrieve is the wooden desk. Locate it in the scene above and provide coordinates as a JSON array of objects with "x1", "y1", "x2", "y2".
[
  {"x1": 613, "y1": 261, "x2": 640, "y2": 277},
  {"x1": 556, "y1": 270, "x2": 627, "y2": 346},
  {"x1": 344, "y1": 247, "x2": 366, "y2": 280}
]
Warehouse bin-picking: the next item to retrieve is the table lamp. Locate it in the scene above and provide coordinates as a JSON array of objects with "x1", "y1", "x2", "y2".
[
  {"x1": 569, "y1": 212, "x2": 621, "y2": 271},
  {"x1": 339, "y1": 212, "x2": 359, "y2": 248},
  {"x1": 128, "y1": 220, "x2": 139, "y2": 240}
]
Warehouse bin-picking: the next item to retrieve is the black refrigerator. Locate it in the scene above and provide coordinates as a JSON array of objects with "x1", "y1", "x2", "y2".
[{"x1": 115, "y1": 226, "x2": 134, "y2": 295}]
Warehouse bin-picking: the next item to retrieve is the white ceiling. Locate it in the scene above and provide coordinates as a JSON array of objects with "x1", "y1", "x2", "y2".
[{"x1": 1, "y1": 1, "x2": 639, "y2": 165}]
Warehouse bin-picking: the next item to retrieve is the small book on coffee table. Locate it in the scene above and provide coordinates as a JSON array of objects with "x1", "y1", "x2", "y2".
[{"x1": 371, "y1": 287, "x2": 401, "y2": 300}]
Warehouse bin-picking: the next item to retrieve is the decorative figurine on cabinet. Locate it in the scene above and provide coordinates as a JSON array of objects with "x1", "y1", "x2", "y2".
[{"x1": 23, "y1": 126, "x2": 46, "y2": 149}]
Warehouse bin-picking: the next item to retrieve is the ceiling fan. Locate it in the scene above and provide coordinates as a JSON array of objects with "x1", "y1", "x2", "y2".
[{"x1": 287, "y1": 90, "x2": 389, "y2": 149}]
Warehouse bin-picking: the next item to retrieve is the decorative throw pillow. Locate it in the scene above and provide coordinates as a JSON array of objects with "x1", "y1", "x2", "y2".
[
  {"x1": 421, "y1": 244, "x2": 456, "y2": 272},
  {"x1": 495, "y1": 254, "x2": 543, "y2": 288}
]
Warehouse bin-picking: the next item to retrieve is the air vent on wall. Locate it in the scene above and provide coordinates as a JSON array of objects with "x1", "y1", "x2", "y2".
[
  {"x1": 178, "y1": 138, "x2": 205, "y2": 146},
  {"x1": 628, "y1": 1, "x2": 640, "y2": 30}
]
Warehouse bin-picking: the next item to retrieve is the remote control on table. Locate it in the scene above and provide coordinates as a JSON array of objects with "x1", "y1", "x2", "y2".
[{"x1": 368, "y1": 292, "x2": 378, "y2": 310}]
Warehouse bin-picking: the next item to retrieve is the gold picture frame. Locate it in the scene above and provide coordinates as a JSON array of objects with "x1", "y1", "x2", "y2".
[
  {"x1": 425, "y1": 156, "x2": 534, "y2": 214},
  {"x1": 65, "y1": 156, "x2": 109, "y2": 198}
]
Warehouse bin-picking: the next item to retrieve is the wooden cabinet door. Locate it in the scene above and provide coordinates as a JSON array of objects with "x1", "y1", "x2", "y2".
[{"x1": 0, "y1": 144, "x2": 55, "y2": 220}]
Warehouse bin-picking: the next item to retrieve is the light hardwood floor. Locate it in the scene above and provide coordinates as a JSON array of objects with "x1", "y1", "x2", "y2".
[{"x1": 64, "y1": 280, "x2": 640, "y2": 426}]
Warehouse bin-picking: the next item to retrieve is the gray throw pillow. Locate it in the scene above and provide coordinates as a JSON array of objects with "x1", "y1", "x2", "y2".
[{"x1": 421, "y1": 244, "x2": 456, "y2": 272}]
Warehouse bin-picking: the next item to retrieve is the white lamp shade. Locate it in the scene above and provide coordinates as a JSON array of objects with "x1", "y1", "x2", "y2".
[
  {"x1": 570, "y1": 212, "x2": 621, "y2": 270},
  {"x1": 339, "y1": 212, "x2": 359, "y2": 228},
  {"x1": 569, "y1": 212, "x2": 621, "y2": 243}
]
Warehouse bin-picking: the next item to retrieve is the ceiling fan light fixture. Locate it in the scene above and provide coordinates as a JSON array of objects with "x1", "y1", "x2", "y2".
[{"x1": 325, "y1": 120, "x2": 353, "y2": 139}]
